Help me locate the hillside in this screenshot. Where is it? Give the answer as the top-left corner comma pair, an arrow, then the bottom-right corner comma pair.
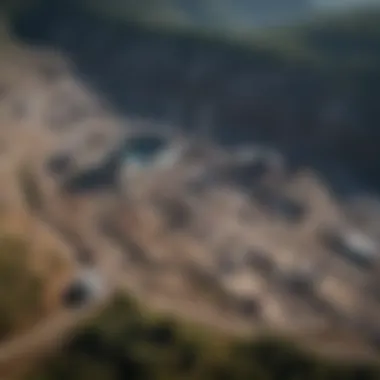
10,1 -> 380,192
1,2 -> 380,379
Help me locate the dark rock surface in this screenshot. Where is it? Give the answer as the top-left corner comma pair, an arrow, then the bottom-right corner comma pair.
61,280 -> 91,308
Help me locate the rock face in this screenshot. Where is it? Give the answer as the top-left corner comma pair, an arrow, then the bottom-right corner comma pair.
10,1 -> 380,193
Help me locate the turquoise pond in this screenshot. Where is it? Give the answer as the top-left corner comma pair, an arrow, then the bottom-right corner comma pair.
122,136 -> 167,166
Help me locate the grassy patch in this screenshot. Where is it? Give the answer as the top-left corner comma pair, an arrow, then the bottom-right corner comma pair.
0,234 -> 45,341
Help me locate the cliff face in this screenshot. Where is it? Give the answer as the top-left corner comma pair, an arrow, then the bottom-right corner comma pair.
10,2 -> 380,193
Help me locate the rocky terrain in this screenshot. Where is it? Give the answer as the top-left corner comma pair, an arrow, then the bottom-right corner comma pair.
2,2 -> 380,376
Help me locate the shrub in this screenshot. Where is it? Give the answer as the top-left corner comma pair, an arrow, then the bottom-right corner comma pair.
25,292 -> 380,380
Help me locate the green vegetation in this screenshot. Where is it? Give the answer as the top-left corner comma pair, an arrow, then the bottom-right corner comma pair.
26,293 -> 380,380
268,8 -> 380,71
0,234 -> 44,340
